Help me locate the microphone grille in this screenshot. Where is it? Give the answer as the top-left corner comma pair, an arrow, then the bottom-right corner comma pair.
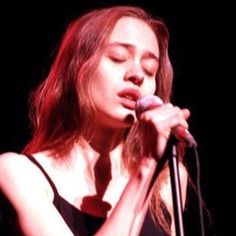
135,95 -> 163,119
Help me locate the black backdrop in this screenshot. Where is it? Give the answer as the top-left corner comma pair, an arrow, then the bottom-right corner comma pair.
1,0 -> 232,235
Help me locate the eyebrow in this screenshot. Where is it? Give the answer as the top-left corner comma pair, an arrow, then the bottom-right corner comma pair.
106,42 -> 160,62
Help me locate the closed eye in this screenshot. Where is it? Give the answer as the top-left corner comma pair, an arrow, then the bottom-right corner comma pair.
106,44 -> 130,63
109,53 -> 128,63
142,60 -> 159,77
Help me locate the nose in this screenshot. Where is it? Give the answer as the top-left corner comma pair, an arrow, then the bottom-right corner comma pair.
124,64 -> 144,86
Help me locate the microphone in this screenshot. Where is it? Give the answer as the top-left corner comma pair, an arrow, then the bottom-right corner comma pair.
135,95 -> 197,147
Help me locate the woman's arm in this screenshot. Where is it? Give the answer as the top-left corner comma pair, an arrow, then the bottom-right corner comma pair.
97,104 -> 190,236
96,156 -> 158,236
0,152 -> 74,236
0,152 -> 159,236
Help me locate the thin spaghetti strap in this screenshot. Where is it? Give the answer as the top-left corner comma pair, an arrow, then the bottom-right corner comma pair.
24,155 -> 60,198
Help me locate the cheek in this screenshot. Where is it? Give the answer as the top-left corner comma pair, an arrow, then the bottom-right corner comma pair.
143,79 -> 156,96
91,61 -> 109,90
90,61 -> 117,101
90,75 -> 106,100
93,58 -> 124,89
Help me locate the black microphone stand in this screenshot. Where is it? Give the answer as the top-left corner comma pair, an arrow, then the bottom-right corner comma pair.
168,137 -> 185,236
147,135 -> 185,236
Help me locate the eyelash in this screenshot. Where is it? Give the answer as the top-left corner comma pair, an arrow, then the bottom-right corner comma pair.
144,69 -> 155,77
143,63 -> 158,77
109,53 -> 128,62
108,54 -> 157,76
110,57 -> 126,63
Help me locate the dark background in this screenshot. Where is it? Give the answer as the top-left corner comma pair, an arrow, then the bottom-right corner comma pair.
0,0 -> 232,235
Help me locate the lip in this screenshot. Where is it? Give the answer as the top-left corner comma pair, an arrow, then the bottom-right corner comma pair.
118,88 -> 141,110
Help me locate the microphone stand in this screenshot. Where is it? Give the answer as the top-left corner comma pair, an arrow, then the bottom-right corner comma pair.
168,137 -> 185,236
146,135 -> 185,236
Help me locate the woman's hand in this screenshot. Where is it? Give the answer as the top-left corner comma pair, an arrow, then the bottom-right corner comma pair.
138,102 -> 190,158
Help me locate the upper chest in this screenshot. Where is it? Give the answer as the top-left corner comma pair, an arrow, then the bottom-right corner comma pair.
33,153 -> 129,217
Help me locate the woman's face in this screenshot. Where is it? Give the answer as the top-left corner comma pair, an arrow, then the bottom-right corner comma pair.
90,16 -> 160,128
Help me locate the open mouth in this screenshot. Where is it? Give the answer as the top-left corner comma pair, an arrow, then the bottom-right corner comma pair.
122,94 -> 137,101
118,89 -> 141,110
120,96 -> 136,110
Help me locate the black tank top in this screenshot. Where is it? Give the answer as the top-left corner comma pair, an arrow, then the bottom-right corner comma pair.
0,155 -> 167,236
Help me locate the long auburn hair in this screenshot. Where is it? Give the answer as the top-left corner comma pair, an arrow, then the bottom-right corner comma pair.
23,6 -> 175,235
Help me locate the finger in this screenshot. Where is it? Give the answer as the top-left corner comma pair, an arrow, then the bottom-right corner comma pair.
182,108 -> 190,120
139,103 -> 173,122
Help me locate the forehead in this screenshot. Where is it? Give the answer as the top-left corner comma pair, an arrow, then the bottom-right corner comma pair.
107,17 -> 159,55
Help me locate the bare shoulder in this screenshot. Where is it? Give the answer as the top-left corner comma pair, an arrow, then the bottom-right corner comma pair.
0,151 -> 27,164
0,152 -> 39,181
0,153 -> 74,235
0,151 -> 53,202
0,152 -> 29,177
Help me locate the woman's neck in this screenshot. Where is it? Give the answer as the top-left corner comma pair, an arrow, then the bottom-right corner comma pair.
84,124 -> 127,152
77,126 -> 128,177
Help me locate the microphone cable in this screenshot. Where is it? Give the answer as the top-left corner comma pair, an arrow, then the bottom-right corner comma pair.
192,145 -> 205,236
